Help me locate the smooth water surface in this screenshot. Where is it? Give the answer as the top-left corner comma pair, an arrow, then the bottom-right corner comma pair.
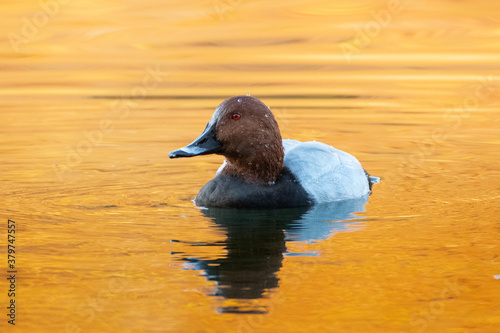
1,0 -> 500,332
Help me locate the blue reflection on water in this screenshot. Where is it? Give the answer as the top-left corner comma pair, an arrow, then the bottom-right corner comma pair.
172,195 -> 370,313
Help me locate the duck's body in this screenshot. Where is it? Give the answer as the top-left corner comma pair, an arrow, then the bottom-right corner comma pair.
196,165 -> 309,209
169,96 -> 375,209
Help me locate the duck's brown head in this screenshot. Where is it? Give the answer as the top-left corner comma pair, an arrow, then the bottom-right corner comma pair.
169,95 -> 284,184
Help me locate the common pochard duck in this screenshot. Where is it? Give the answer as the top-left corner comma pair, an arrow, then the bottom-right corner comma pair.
169,95 -> 375,209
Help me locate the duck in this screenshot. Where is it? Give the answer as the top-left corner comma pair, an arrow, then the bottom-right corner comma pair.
169,95 -> 375,209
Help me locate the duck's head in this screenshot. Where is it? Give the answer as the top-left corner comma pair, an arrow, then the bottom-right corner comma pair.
169,95 -> 284,184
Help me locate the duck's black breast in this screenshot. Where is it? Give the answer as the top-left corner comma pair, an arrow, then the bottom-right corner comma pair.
195,167 -> 312,209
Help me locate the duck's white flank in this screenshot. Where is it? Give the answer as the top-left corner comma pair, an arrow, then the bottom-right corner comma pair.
282,139 -> 370,203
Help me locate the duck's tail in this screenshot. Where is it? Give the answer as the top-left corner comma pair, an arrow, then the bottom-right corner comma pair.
364,170 -> 380,191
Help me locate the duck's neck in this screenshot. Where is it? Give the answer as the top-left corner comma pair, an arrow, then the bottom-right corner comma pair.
222,146 -> 284,185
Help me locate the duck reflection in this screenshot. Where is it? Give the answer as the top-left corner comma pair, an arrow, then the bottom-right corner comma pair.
176,196 -> 368,313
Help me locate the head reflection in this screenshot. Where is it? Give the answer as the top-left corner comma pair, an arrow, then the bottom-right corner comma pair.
177,196 -> 368,313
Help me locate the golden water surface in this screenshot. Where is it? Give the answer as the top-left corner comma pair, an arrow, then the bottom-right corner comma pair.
1,0 -> 500,332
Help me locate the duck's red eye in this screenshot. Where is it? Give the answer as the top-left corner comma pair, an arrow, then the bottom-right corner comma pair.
232,113 -> 241,120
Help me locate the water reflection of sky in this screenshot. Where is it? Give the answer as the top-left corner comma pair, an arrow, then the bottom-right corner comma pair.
172,196 -> 368,313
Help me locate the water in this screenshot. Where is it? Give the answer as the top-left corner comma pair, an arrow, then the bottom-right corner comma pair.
1,0 -> 500,332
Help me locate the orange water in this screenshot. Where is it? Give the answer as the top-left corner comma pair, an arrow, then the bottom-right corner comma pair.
1,0 -> 500,332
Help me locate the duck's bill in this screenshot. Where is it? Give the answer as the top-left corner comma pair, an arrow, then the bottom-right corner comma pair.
169,123 -> 222,158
